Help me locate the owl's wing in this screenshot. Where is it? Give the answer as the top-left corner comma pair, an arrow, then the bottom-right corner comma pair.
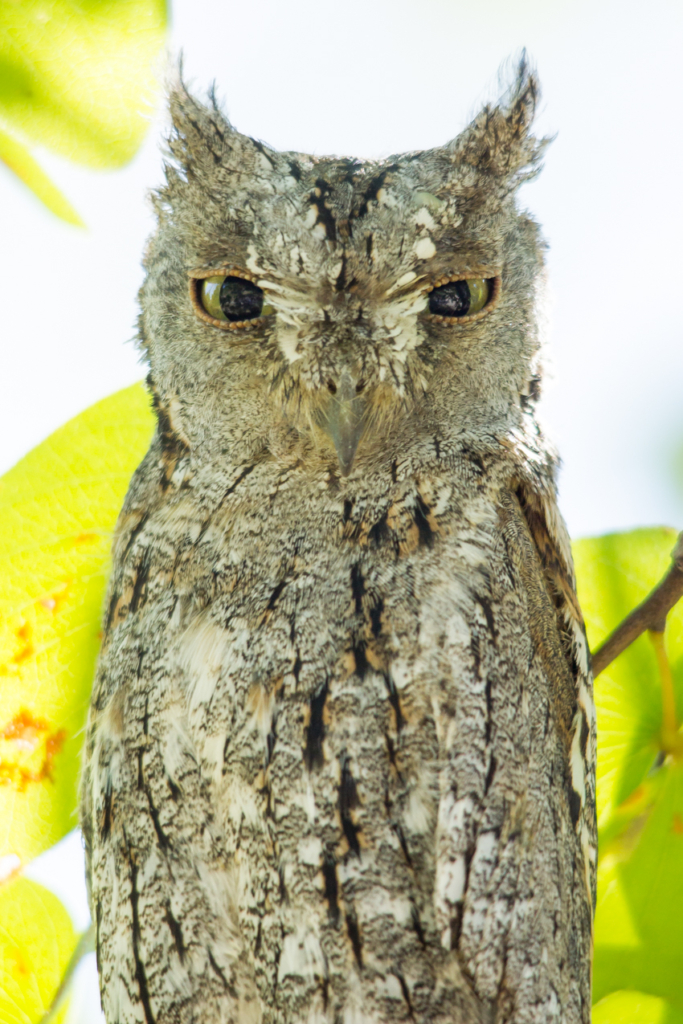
431,476 -> 596,1018
505,479 -> 596,866
81,443 -> 263,1024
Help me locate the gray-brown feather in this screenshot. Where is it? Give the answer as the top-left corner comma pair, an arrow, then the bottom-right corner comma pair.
81,57 -> 596,1024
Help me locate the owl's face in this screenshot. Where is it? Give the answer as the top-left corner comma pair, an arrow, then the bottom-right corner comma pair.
141,63 -> 547,476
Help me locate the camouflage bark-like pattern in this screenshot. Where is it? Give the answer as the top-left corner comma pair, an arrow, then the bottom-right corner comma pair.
81,59 -> 596,1024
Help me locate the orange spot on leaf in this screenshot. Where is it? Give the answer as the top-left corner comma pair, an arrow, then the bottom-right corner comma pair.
1,708 -> 49,743
9,945 -> 31,976
672,814 -> 683,835
11,622 -> 34,664
45,729 -> 67,767
620,785 -> 645,809
74,532 -> 99,545
12,645 -> 34,664
0,710 -> 67,790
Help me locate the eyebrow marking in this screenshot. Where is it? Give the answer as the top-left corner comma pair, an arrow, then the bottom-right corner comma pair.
355,166 -> 398,219
309,179 -> 336,242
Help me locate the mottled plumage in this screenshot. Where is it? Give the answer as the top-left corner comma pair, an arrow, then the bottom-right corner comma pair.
81,59 -> 596,1024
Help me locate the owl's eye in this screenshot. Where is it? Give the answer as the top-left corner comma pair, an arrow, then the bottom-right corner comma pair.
200,275 -> 266,322
427,277 -> 496,320
190,271 -> 276,330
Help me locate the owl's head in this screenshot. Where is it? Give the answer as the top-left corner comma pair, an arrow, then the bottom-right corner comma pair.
141,57 -> 548,477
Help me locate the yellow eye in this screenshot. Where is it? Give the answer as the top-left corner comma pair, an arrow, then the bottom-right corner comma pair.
466,278 -> 490,314
427,277 -> 495,318
200,276 -> 228,320
193,273 -> 276,327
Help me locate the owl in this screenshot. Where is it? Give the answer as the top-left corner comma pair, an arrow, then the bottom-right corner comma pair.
80,57 -> 596,1024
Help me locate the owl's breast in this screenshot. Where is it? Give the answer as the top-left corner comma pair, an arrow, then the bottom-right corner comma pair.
93,453 -> 586,1024
140,461 -> 528,1015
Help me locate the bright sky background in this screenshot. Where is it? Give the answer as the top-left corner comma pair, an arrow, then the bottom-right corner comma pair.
2,0 -> 683,539
4,0 -> 682,1018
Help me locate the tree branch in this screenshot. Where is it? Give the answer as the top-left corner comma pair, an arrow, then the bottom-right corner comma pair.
591,532 -> 683,678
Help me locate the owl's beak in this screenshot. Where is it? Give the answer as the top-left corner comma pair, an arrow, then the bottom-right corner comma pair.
318,372 -> 366,476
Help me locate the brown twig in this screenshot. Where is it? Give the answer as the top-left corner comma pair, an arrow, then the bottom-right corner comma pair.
591,532 -> 683,678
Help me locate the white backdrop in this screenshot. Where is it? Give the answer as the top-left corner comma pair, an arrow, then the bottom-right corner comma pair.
2,0 -> 682,1018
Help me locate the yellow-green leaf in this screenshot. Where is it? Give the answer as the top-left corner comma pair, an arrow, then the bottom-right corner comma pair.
0,127 -> 83,225
593,990 -> 683,1024
593,762 -> 683,1011
0,0 -> 167,168
0,877 -> 76,1024
574,528 -> 683,1010
0,383 -> 155,865
573,528 -> 683,826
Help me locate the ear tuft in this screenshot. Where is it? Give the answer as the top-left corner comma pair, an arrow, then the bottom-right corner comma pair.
161,60 -> 282,193
451,52 -> 550,185
165,62 -> 231,176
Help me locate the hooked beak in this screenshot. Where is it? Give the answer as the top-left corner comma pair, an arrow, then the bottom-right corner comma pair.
318,372 -> 366,476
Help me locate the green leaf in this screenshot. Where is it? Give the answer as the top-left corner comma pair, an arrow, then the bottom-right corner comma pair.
593,762 -> 683,1011
0,0 -> 167,220
0,877 -> 76,1024
574,528 -> 683,1009
0,127 -> 83,225
573,528 -> 683,825
593,990 -> 683,1024
0,0 -> 167,166
0,383 -> 155,865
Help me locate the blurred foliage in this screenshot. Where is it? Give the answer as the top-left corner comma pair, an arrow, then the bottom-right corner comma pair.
574,530 -> 683,828
0,384 -> 155,866
593,990 -> 683,1024
0,876 -> 76,1024
0,0 -> 167,222
574,529 -> 683,1015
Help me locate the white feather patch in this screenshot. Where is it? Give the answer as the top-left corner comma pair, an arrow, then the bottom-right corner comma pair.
298,836 -> 322,867
404,768 -> 436,833
413,237 -> 436,260
278,926 -> 326,982
414,207 -> 436,230
569,710 -> 587,810
177,614 -> 231,712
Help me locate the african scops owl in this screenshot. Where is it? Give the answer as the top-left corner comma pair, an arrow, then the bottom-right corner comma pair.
81,58 -> 597,1024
